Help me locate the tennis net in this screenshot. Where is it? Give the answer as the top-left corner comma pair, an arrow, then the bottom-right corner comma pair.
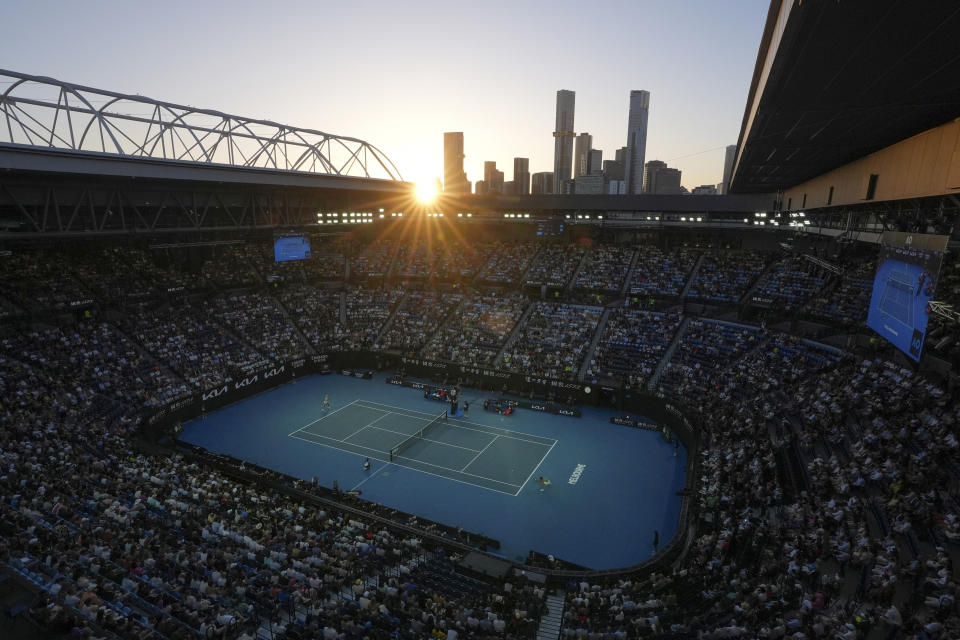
389,411 -> 447,461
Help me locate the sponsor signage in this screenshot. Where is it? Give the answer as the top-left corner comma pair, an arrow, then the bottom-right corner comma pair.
568,464 -> 587,485
610,415 -> 660,431
143,355 -> 331,434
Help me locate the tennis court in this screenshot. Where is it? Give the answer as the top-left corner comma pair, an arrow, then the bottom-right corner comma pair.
879,270 -> 914,326
288,399 -> 555,495
178,373 -> 686,569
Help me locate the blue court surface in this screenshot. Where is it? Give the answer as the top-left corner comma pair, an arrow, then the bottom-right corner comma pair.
180,373 -> 686,570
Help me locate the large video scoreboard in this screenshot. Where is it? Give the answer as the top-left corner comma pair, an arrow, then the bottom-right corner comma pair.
865,232 -> 947,362
274,235 -> 311,262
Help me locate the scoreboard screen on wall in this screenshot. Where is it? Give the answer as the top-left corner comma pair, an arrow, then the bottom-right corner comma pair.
274,236 -> 311,262
865,232 -> 947,362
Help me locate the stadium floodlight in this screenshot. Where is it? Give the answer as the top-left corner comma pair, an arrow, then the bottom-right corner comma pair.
379,208 -> 385,213
467,213 -> 472,217
697,217 -> 702,222
681,217 -> 686,222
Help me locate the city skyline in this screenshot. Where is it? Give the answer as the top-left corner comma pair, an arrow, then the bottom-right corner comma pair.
0,0 -> 769,191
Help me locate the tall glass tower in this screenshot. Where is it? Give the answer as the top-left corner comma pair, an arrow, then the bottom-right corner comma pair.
552,90 -> 576,194
625,90 -> 650,194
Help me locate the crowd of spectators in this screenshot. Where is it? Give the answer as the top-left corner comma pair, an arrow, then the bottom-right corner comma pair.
574,246 -> 635,293
500,302 -> 602,381
584,308 -> 682,388
377,290 -> 463,355
3,236 -> 960,639
204,292 -> 310,364
422,291 -> 529,366
924,252 -> 960,368
0,248 -> 97,310
479,243 -> 538,285
658,319 -> 764,401
565,342 -> 960,638
627,248 -> 697,298
119,302 -> 265,390
753,255 -> 826,311
350,240 -> 396,279
394,242 -> 493,281
275,285 -> 345,353
343,286 -> 405,351
0,368 -> 546,640
197,244 -> 264,290
523,244 -> 586,288
687,251 -> 770,304
1,321 -> 190,409
806,262 -> 873,327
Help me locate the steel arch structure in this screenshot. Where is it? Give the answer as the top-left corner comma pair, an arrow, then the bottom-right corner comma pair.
0,69 -> 403,181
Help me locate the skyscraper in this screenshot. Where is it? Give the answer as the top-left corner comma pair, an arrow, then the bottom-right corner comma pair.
513,157 -> 530,195
531,172 -> 554,195
624,90 -> 650,194
643,160 -> 682,195
588,149 -> 602,175
443,132 -> 468,194
720,144 -> 737,194
553,90 -> 576,194
484,161 -> 504,194
574,133 -> 592,179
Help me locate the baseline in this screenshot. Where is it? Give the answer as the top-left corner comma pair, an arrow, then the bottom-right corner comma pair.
287,399 -> 361,437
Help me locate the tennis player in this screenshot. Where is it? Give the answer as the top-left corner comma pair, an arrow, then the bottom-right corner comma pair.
537,476 -> 551,492
322,394 -> 331,411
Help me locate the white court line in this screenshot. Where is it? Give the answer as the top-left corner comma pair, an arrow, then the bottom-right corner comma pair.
364,425 -> 482,453
460,434 -> 500,472
351,462 -> 391,492
287,399 -> 361,437
517,440 -> 557,495
340,412 -> 391,442
355,399 -> 556,446
288,432 -> 519,496
290,431 -> 522,487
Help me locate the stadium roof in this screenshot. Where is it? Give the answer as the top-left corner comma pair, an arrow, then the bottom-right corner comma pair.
730,0 -> 960,194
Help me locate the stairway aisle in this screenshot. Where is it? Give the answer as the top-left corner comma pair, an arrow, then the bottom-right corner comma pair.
680,251 -> 706,299
578,307 -> 611,382
536,593 -> 566,640
646,315 -> 691,391
493,300 -> 534,366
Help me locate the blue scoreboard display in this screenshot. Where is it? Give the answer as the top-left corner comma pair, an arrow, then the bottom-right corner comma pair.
865,232 -> 946,362
274,236 -> 311,262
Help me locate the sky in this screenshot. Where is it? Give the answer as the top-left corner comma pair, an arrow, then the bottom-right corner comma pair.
0,0 -> 769,190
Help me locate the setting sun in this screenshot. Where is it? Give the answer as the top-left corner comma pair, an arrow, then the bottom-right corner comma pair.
415,180 -> 437,203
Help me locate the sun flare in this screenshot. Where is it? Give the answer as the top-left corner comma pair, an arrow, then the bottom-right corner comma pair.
415,180 -> 437,203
